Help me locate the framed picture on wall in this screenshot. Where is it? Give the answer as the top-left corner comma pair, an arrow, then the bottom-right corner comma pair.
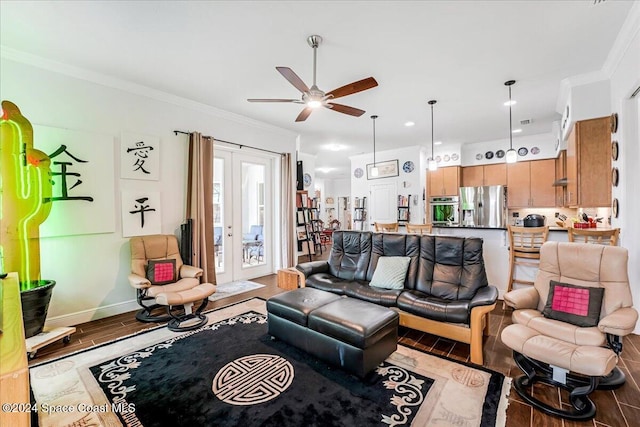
366,160 -> 399,180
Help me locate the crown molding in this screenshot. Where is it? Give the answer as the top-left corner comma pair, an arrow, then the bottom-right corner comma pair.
602,0 -> 640,78
0,46 -> 297,138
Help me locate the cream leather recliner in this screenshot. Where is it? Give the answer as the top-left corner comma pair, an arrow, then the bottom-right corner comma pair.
501,241 -> 637,421
129,234 -> 215,331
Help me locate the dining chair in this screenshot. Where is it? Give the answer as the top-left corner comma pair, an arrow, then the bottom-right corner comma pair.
405,223 -> 433,235
374,222 -> 399,232
568,227 -> 620,246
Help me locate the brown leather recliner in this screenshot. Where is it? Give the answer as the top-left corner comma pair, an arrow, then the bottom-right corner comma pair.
501,241 -> 638,420
129,234 -> 215,331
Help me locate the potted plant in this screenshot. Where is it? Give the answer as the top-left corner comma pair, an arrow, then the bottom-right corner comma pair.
0,100 -> 56,338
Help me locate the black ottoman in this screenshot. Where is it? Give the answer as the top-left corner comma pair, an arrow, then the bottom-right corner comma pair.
267,288 -> 399,378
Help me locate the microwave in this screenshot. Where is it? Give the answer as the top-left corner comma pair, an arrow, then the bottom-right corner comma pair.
429,196 -> 459,226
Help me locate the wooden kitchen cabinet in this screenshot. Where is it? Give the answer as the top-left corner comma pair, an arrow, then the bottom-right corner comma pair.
566,117 -> 611,207
461,164 -> 506,187
555,150 -> 566,207
428,166 -> 460,196
507,159 -> 556,208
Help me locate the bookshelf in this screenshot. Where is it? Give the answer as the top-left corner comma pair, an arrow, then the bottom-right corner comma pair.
397,194 -> 411,224
296,191 -> 314,261
353,196 -> 367,231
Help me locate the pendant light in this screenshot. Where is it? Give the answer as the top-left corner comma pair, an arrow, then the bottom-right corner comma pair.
428,100 -> 438,171
370,115 -> 379,177
504,80 -> 518,164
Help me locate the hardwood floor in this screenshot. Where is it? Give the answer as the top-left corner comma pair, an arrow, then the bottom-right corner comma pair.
31,264 -> 640,427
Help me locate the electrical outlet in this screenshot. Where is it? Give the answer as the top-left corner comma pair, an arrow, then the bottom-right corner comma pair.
555,212 -> 560,218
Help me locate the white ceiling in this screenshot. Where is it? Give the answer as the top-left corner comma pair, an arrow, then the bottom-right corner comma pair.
0,1 -> 633,178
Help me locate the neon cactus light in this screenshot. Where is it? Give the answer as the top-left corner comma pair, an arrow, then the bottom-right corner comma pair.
0,100 -> 53,290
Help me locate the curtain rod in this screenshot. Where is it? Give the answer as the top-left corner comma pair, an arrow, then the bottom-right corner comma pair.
173,130 -> 284,156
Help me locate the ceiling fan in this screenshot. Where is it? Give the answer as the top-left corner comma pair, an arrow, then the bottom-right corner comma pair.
248,35 -> 378,122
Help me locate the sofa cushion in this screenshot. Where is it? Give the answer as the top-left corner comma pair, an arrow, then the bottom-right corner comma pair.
328,231 -> 372,281
370,256 -> 411,289
512,309 -> 606,346
343,283 -> 403,307
305,273 -> 353,295
542,281 -> 604,327
367,233 -> 420,287
397,290 -> 471,324
414,235 -> 488,301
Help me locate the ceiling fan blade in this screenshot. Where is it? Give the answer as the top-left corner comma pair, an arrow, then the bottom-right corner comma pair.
295,107 -> 313,122
326,77 -> 378,100
276,67 -> 310,93
325,103 -> 366,117
247,98 -> 300,103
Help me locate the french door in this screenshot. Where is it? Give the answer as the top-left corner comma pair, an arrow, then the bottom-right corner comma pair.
214,149 -> 273,283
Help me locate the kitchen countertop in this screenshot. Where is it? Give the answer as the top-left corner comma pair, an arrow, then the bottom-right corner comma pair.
432,225 -> 569,232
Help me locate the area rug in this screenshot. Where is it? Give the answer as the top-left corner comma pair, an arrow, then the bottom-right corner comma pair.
207,280 -> 265,301
29,299 -> 510,427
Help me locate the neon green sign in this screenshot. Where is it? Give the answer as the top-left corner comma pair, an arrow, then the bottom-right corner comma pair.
0,101 -> 53,290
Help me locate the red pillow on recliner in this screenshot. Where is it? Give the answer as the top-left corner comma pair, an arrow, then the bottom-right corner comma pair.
146,259 -> 176,285
542,281 -> 604,327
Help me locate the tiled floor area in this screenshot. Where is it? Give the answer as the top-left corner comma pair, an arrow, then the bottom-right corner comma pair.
31,263 -> 640,427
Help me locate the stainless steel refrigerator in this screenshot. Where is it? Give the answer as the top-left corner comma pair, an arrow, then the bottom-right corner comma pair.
459,185 -> 507,228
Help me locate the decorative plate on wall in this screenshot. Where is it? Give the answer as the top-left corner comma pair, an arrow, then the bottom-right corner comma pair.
435,155 -> 442,163
530,146 -> 540,155
611,113 -> 618,133
518,147 -> 528,157
485,151 -> 494,159
303,173 -> 312,187
612,141 -> 619,161
443,154 -> 451,162
612,167 -> 619,187
495,150 -> 505,159
402,161 -> 415,173
451,153 -> 459,161
613,198 -> 619,218
354,167 -> 363,178
476,153 -> 483,160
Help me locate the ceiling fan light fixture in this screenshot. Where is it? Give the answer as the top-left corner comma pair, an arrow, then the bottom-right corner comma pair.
307,100 -> 322,108
428,100 -> 438,172
504,80 -> 518,164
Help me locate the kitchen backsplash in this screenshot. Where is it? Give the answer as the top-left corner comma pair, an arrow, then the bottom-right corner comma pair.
508,207 -> 612,228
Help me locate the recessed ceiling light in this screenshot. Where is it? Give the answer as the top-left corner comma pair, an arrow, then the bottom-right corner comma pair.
317,167 -> 333,173
512,129 -> 522,133
327,144 -> 345,151
504,100 -> 517,106
404,121 -> 415,127
434,141 -> 443,145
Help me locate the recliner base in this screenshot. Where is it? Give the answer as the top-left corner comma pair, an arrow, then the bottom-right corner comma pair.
512,351 -> 625,421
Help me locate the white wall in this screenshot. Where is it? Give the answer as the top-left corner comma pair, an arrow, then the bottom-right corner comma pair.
350,146 -> 427,229
608,15 -> 640,333
0,57 -> 297,327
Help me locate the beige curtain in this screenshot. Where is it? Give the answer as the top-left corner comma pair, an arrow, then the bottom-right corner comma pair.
280,153 -> 296,267
186,132 -> 216,284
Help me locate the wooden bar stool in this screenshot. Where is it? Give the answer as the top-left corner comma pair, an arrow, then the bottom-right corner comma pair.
374,222 -> 399,232
505,225 -> 549,307
568,227 -> 620,246
405,223 -> 433,234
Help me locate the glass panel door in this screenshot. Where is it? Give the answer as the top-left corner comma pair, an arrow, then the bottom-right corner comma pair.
214,149 -> 272,284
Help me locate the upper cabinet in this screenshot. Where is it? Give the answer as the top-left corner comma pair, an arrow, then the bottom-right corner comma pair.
506,159 -> 556,208
555,150 -> 567,207
566,117 -> 611,207
461,164 -> 507,187
428,166 -> 460,197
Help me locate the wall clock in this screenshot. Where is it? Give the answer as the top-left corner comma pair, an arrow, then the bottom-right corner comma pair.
303,173 -> 312,187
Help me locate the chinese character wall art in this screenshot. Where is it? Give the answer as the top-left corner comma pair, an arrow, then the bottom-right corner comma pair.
34,125 -> 116,237
0,100 -> 57,337
121,131 -> 160,181
121,191 -> 162,237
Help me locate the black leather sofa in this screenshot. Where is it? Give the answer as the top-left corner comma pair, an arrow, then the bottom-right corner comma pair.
296,230 -> 498,365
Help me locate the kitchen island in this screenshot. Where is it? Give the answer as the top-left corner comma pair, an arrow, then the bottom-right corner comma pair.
431,225 -> 568,298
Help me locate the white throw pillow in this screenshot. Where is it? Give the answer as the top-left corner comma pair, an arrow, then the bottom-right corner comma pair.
370,256 -> 411,290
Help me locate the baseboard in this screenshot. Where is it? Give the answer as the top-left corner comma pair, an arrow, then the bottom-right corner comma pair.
44,300 -> 139,328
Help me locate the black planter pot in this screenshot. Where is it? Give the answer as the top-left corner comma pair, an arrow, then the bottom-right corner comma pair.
20,280 -> 56,339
